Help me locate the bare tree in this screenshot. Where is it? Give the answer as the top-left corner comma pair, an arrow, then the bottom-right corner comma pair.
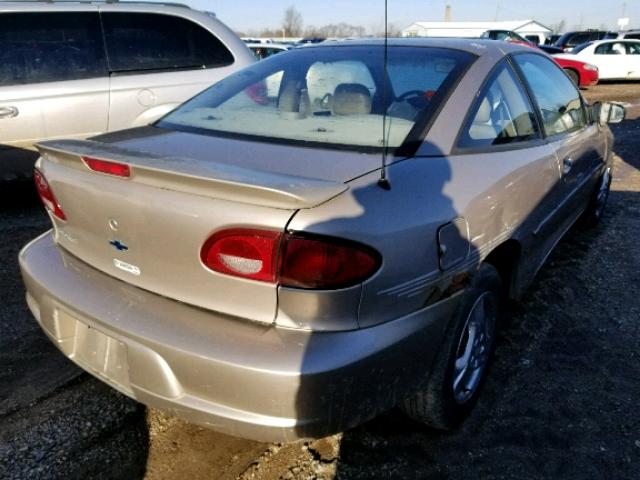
372,21 -> 402,37
282,6 -> 303,37
305,22 -> 366,38
551,19 -> 567,34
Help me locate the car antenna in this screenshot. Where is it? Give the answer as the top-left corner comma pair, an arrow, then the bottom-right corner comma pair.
377,0 -> 392,191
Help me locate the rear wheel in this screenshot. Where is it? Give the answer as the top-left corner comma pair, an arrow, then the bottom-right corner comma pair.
581,167 -> 612,228
401,264 -> 501,429
565,68 -> 580,86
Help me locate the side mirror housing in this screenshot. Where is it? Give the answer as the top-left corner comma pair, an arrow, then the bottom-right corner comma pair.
592,101 -> 626,125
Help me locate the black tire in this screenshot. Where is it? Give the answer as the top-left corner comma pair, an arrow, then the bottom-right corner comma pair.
401,264 -> 502,430
580,167 -> 612,228
565,68 -> 580,86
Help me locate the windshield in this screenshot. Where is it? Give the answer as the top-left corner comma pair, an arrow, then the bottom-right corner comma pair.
157,45 -> 474,152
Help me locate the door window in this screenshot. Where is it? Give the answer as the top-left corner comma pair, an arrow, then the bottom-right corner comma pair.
101,13 -> 234,73
595,42 -> 627,55
513,53 -> 588,137
0,12 -> 106,86
458,63 -> 540,148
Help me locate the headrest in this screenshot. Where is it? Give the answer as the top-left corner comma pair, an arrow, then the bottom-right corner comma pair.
278,80 -> 301,112
475,97 -> 492,123
331,83 -> 372,116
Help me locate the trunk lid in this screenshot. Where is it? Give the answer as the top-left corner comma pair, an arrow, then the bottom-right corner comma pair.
35,131 -> 377,323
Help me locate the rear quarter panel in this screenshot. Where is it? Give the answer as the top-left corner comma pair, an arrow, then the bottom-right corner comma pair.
286,143 -> 560,328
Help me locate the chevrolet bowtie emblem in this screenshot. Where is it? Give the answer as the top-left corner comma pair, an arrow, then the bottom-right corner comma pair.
109,239 -> 129,252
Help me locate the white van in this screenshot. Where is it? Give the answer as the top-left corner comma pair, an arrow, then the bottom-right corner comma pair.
0,1 -> 254,179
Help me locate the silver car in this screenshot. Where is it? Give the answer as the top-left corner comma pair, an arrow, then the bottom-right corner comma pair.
20,39 -> 623,442
0,1 -> 254,177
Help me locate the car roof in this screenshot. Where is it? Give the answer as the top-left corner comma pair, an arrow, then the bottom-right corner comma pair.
589,38 -> 640,45
562,30 -> 609,34
0,1 -> 194,12
304,37 -> 526,57
246,43 -> 290,49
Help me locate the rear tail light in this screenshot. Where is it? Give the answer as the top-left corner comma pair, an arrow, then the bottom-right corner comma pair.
200,229 -> 381,289
279,235 -> 380,289
82,157 -> 131,177
200,229 -> 281,283
34,168 -> 66,221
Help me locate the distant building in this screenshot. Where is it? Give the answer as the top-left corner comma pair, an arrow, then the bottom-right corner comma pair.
401,20 -> 552,44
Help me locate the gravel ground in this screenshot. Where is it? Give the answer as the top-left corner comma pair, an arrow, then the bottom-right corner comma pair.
1,84 -> 639,479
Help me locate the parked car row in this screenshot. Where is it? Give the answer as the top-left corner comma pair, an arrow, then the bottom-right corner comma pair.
480,29 -> 600,86
554,30 -> 617,52
246,42 -> 293,60
555,39 -> 640,81
481,28 -> 640,86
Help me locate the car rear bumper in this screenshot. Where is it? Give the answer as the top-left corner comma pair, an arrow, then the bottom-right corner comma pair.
20,231 -> 459,442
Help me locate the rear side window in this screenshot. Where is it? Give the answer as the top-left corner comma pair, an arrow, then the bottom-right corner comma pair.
0,12 -> 106,86
458,62 -> 540,149
101,13 -> 234,73
627,43 -> 640,54
625,34 -> 640,40
513,53 -> 588,137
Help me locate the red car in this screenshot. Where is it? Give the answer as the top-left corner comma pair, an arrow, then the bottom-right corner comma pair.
552,57 -> 599,87
481,31 -> 599,87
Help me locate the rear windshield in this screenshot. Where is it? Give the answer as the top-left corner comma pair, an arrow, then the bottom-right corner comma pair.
157,45 -> 474,152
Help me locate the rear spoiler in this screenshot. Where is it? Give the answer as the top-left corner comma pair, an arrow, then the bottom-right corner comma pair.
35,139 -> 348,210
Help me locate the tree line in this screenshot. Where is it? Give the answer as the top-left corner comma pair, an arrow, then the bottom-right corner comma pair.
235,5 -> 401,39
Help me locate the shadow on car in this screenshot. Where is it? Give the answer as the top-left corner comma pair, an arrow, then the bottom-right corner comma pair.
288,138 -> 491,441
327,126 -> 639,478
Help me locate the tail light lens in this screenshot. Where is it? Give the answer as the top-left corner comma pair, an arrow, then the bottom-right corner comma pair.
200,229 -> 281,283
200,229 -> 380,289
279,235 -> 380,289
34,168 -> 66,221
82,157 -> 131,178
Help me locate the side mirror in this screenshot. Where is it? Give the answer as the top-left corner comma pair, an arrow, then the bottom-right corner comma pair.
607,103 -> 626,124
592,101 -> 626,125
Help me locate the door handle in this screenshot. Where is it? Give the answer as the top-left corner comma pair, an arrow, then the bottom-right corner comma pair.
562,157 -> 574,175
0,106 -> 19,119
